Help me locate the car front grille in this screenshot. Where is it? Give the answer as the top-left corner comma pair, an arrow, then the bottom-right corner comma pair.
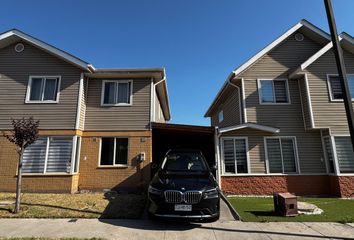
164,190 -> 202,204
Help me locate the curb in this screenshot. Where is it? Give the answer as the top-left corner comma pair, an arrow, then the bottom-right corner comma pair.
220,192 -> 242,221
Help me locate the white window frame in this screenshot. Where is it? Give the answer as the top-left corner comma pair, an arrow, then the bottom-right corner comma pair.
101,80 -> 133,106
220,137 -> 250,175
218,110 -> 224,123
326,74 -> 354,102
98,137 -> 129,167
257,78 -> 291,105
328,134 -> 354,176
23,135 -> 78,175
25,76 -> 61,103
264,136 -> 300,174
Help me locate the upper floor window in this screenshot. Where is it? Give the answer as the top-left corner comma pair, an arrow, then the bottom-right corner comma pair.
101,80 -> 132,106
258,79 -> 289,104
327,74 -> 354,101
218,110 -> 224,123
26,76 -> 60,103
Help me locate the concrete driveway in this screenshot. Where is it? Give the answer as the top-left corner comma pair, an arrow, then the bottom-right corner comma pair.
1,199 -> 354,240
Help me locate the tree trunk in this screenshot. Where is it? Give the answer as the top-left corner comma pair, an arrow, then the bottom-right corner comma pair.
14,146 -> 24,213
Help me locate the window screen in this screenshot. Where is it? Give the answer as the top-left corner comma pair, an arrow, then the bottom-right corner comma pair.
103,81 -> 131,105
222,138 -> 248,174
260,79 -> 289,103
266,137 -> 297,173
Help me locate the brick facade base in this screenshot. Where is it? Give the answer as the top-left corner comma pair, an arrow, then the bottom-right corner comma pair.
221,175 -> 354,197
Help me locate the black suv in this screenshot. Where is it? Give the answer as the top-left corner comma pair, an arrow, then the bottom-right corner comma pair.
147,149 -> 220,221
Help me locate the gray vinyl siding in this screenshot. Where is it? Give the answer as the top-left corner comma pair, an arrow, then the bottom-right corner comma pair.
211,85 -> 242,128
298,77 -> 312,129
235,31 -> 326,174
84,78 -> 151,130
0,42 -> 81,130
305,50 -> 354,134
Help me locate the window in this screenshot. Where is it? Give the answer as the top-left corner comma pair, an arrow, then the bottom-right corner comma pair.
22,136 -> 78,174
328,75 -> 354,101
265,137 -> 298,174
101,80 -> 132,106
26,76 -> 60,103
100,137 -> 129,166
222,138 -> 248,174
334,137 -> 354,173
258,79 -> 289,104
218,110 -> 224,123
323,137 -> 335,174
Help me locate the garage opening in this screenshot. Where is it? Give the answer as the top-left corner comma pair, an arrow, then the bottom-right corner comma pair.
151,123 -> 216,177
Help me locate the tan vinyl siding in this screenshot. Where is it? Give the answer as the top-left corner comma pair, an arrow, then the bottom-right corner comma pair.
0,42 -> 81,130
234,32 -> 326,174
298,77 -> 312,129
211,85 -> 242,128
154,92 -> 165,123
84,78 -> 151,130
305,50 -> 354,134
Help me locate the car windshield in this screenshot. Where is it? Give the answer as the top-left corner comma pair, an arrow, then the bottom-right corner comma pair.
161,152 -> 208,172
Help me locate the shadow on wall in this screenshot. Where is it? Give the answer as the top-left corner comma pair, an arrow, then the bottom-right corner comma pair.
97,159 -> 151,219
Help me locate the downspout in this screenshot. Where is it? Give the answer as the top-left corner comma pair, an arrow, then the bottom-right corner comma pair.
227,77 -> 243,124
214,126 -> 222,188
214,75 -> 243,190
149,74 -> 166,129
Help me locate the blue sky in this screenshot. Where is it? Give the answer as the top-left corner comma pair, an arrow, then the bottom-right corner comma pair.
1,0 -> 353,126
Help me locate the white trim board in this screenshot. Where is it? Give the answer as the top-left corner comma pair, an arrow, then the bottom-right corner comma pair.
290,33 -> 354,78
219,123 -> 280,134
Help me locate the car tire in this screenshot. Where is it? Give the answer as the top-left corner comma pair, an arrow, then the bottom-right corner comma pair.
147,211 -> 157,220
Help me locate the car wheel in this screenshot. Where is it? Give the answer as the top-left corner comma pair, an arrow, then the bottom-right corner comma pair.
147,211 -> 157,220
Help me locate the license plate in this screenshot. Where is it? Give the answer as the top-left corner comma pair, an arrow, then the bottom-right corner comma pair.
174,204 -> 192,211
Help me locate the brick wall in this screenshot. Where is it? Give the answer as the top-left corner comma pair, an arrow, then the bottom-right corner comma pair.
78,132 -> 152,192
330,176 -> 354,198
221,175 -> 332,196
0,136 -> 78,193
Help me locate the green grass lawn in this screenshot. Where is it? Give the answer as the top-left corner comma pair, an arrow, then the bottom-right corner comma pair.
0,192 -> 146,219
227,196 -> 354,223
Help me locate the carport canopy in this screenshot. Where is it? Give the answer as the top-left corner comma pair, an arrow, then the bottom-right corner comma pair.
151,123 -> 216,173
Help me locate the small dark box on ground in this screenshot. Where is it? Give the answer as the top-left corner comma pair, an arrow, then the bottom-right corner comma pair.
273,192 -> 298,216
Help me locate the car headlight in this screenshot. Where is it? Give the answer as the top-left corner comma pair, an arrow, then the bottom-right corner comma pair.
203,187 -> 219,199
148,185 -> 162,195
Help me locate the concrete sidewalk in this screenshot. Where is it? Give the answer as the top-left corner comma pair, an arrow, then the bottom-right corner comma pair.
1,218 -> 354,240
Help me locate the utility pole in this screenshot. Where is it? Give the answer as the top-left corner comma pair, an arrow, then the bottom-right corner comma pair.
324,0 -> 354,155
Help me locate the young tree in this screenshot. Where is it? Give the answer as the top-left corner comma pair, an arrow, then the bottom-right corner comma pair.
3,117 -> 39,213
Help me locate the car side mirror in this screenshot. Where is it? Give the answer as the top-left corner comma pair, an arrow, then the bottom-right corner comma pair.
151,163 -> 158,170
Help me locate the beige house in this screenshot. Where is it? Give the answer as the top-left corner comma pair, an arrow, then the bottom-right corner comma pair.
205,20 -> 354,198
0,29 -> 170,193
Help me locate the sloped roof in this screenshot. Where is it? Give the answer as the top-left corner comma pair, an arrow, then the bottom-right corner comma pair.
0,29 -> 93,71
205,19 -> 331,117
